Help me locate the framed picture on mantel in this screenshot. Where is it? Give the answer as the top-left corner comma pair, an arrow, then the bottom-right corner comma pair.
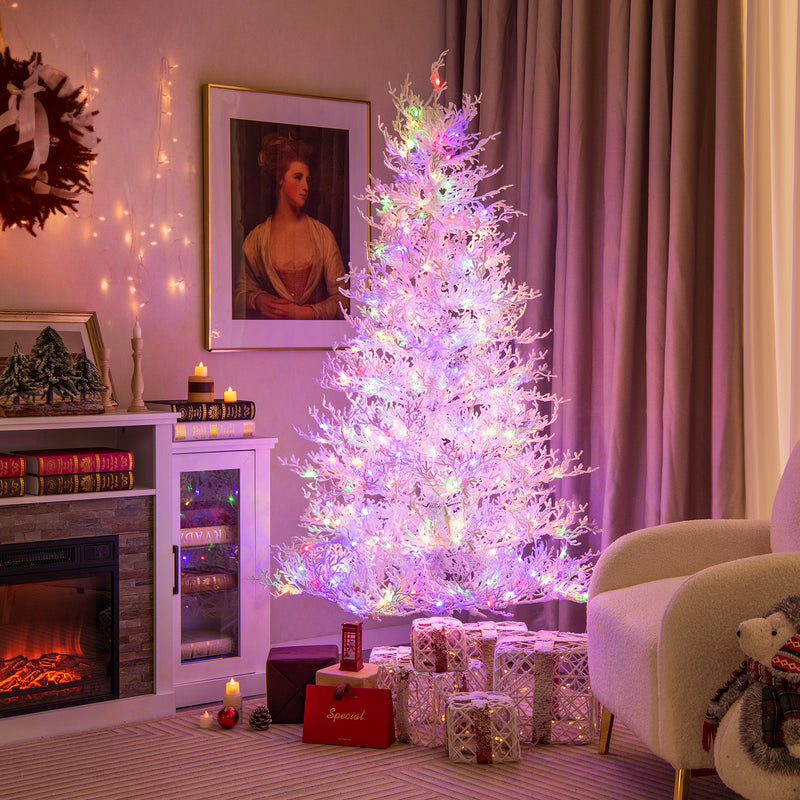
203,83 -> 369,351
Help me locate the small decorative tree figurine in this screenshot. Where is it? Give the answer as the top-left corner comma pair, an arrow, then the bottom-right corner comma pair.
269,55 -> 596,617
0,342 -> 34,404
27,326 -> 78,404
72,350 -> 108,401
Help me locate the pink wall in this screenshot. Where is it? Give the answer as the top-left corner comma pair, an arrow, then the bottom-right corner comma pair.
1,0 -> 446,645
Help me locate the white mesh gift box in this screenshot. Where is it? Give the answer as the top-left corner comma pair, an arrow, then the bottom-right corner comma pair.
463,620 -> 528,690
493,630 -> 595,745
411,616 -> 468,673
445,691 -> 521,764
370,647 -> 486,748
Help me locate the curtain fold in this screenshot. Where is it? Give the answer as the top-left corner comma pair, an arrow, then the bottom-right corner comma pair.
445,0 -> 745,627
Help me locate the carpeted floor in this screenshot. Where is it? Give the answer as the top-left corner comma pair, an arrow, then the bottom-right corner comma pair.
0,698 -> 743,800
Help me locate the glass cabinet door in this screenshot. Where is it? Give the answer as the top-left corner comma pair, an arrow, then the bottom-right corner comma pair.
177,464 -> 243,664
171,440 -> 273,706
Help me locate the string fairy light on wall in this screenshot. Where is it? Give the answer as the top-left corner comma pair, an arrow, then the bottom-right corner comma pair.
92,56 -> 191,311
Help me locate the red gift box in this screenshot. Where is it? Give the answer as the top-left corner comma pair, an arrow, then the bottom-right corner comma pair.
302,684 -> 395,749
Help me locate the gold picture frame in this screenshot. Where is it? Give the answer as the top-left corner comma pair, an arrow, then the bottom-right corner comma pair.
203,83 -> 369,350
0,311 -> 116,404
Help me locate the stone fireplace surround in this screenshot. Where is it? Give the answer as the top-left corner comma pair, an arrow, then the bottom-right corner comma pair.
0,495 -> 161,742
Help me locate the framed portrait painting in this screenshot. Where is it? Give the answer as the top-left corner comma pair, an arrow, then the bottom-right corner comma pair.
203,84 -> 369,350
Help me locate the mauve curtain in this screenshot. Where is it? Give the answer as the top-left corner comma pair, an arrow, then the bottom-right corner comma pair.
445,0 -> 745,628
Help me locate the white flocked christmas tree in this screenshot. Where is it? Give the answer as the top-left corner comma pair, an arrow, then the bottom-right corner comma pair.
269,55 -> 596,617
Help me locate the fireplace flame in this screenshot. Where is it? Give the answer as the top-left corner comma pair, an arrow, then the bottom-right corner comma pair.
0,653 -> 93,693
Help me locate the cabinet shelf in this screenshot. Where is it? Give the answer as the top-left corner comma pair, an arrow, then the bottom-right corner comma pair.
0,411 -> 179,507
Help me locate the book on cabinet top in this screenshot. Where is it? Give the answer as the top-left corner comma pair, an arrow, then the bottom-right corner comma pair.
14,447 -> 134,475
173,419 -> 255,441
145,399 -> 256,422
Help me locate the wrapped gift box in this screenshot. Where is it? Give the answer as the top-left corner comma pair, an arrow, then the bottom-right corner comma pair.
493,630 -> 595,745
411,616 -> 468,673
315,662 -> 380,688
445,691 -> 521,763
267,644 -> 339,723
370,645 -> 486,748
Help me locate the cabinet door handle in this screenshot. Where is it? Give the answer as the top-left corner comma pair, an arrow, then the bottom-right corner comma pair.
172,545 -> 179,595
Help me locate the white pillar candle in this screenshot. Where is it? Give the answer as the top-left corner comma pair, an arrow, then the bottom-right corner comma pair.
194,362 -> 208,377
224,677 -> 242,710
223,387 -> 237,402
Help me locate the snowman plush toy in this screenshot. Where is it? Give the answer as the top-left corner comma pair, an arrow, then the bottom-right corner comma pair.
703,595 -> 800,800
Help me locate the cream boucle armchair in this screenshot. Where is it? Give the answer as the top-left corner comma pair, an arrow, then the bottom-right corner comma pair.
587,442 -> 800,800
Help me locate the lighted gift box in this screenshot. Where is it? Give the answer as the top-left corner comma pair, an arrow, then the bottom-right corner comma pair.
445,691 -> 521,764
463,620 -> 529,690
370,645 -> 486,748
492,630 -> 595,745
410,616 -> 468,673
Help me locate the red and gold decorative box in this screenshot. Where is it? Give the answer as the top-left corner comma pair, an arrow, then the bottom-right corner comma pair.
302,684 -> 395,748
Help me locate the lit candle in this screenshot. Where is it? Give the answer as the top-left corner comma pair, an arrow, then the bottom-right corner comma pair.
199,710 -> 214,729
224,677 -> 242,710
194,362 -> 208,377
132,318 -> 142,339
223,387 -> 237,403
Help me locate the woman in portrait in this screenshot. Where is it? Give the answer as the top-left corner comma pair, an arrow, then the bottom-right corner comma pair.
234,132 -> 349,320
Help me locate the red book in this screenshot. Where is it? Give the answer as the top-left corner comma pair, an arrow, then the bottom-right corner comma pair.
0,453 -> 25,478
14,447 -> 134,475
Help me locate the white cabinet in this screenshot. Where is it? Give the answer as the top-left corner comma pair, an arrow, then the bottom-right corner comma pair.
170,437 -> 276,707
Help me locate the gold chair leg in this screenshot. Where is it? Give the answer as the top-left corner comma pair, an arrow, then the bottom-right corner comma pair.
598,706 -> 614,754
673,768 -> 691,800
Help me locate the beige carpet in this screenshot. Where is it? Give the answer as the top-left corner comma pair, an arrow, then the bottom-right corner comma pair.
0,698 -> 743,800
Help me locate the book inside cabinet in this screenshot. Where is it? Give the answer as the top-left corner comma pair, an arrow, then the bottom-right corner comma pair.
171,438 -> 275,707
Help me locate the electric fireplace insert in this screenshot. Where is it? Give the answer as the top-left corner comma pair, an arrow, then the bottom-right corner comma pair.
0,536 -> 119,718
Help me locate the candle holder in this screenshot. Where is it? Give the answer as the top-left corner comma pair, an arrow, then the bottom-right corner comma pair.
127,336 -> 147,412
100,347 -> 116,410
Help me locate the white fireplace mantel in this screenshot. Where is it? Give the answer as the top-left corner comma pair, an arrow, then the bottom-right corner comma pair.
0,411 -> 178,744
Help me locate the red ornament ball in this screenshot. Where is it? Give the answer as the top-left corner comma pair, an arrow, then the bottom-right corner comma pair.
217,706 -> 240,729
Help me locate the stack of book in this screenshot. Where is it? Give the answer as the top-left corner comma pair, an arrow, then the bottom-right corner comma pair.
14,447 -> 135,495
0,453 -> 26,498
145,398 -> 257,442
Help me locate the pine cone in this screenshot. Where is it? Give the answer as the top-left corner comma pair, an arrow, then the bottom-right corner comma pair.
248,705 -> 272,730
